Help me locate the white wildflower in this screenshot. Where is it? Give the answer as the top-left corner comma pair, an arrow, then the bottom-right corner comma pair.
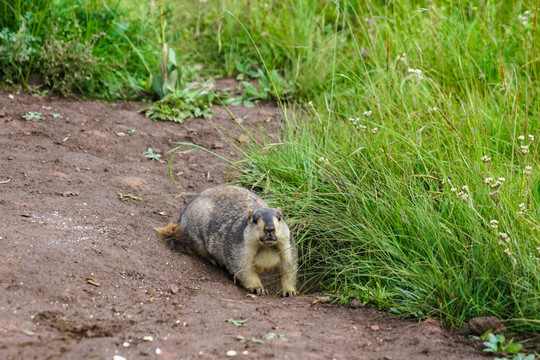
523,165 -> 533,176
490,219 -> 499,229
481,155 -> 492,163
395,53 -> 407,63
462,185 -> 469,192
371,127 -> 378,134
358,124 -> 367,131
349,117 -> 360,125
518,135 -> 525,141
489,190 -> 500,198
363,110 -> 373,117
490,182 -> 501,190
407,68 -> 425,79
484,177 -> 493,184
498,232 -> 510,243
520,145 -> 529,154
528,134 -> 534,142
451,187 -> 457,193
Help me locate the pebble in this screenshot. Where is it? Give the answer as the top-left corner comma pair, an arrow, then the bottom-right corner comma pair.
143,335 -> 154,342
226,350 -> 237,357
113,356 -> 127,360
170,284 -> 179,294
316,296 -> 332,304
156,348 -> 162,355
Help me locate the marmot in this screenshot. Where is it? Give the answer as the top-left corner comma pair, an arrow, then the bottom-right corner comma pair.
156,185 -> 298,296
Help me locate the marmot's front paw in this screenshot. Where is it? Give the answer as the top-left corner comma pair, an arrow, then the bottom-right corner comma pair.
248,286 -> 268,295
281,289 -> 297,297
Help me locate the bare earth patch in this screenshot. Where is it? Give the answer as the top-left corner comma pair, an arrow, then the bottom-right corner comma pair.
0,91 -> 484,359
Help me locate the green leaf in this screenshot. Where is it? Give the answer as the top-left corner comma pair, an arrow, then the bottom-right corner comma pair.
504,343 -> 522,354
262,332 -> 290,341
225,319 -> 248,327
487,333 -> 498,344
236,335 -> 263,344
479,329 -> 493,341
243,100 -> 255,108
168,48 -> 177,67
22,112 -> 42,120
143,148 -> 161,160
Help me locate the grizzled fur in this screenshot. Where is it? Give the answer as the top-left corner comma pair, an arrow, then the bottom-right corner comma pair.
155,185 -> 298,296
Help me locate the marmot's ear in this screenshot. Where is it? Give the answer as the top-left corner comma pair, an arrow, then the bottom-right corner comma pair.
247,209 -> 253,221
276,207 -> 282,215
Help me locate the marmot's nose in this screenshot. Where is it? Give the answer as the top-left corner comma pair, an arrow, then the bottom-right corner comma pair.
264,226 -> 275,234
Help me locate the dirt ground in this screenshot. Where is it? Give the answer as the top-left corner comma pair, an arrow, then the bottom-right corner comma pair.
0,88 -> 488,359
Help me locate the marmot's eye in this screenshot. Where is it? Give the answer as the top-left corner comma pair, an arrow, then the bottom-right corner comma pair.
252,218 -> 258,224
277,216 -> 282,222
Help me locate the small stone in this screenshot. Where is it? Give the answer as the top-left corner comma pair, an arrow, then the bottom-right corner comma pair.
468,316 -> 503,335
113,356 -> 127,360
170,284 -> 179,294
116,132 -> 126,137
370,324 -> 380,331
316,296 -> 331,304
156,348 -> 162,355
143,335 -> 154,342
50,171 -> 68,178
117,176 -> 147,191
226,350 -> 237,357
348,299 -> 363,308
122,342 -> 130,347
237,134 -> 251,143
0,109 -> 6,117
212,141 -> 224,149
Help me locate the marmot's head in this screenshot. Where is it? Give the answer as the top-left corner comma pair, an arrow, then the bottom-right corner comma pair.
247,208 -> 286,245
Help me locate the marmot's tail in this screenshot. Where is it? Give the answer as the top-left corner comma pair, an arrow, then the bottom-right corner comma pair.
155,222 -> 192,254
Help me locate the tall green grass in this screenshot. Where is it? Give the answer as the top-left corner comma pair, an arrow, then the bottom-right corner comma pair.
204,0 -> 540,333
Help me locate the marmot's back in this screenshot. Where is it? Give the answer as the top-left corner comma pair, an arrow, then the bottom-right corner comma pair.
179,185 -> 268,267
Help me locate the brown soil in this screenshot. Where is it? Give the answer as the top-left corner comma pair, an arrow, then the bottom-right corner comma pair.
0,88 -> 486,359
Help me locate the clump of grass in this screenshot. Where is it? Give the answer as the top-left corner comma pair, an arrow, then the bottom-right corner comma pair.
228,0 -> 539,335
38,28 -> 103,96
0,0 -> 163,99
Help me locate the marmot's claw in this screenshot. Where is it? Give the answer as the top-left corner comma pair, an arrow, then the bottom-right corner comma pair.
281,290 -> 297,297
249,287 -> 268,295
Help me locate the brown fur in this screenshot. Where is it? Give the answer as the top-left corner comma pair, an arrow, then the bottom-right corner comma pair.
155,185 -> 298,296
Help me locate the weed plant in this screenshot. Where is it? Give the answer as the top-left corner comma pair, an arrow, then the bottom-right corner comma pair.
0,0 -> 164,98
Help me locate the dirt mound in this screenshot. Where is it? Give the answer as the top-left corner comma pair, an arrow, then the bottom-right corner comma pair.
0,90 -> 483,359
